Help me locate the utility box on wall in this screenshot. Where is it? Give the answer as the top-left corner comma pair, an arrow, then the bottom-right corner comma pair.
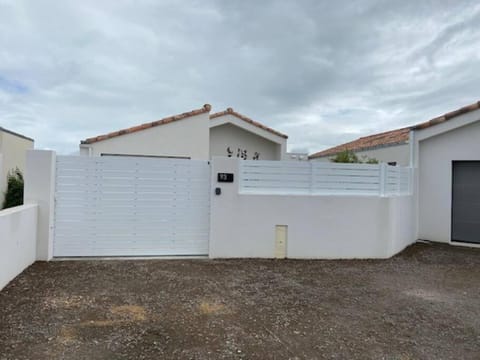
275,225 -> 288,259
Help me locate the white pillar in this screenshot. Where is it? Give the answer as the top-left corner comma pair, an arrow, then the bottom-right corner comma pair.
209,157 -> 240,258
24,150 -> 56,261
0,154 -> 4,206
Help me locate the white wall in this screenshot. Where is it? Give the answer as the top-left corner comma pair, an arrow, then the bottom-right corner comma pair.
80,112 -> 210,160
0,154 -> 2,205
210,123 -> 281,160
24,150 -> 56,260
210,113 -> 287,160
388,195 -> 416,255
210,157 -> 415,259
312,143 -> 410,166
418,119 -> 480,243
0,204 -> 38,290
0,130 -> 34,205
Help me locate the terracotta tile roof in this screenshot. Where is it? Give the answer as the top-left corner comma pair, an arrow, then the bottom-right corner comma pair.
309,100 -> 480,159
309,127 -> 410,159
210,108 -> 288,139
80,104 -> 212,144
411,100 -> 480,130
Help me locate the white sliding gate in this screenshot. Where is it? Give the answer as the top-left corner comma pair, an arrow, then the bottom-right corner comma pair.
54,156 -> 210,257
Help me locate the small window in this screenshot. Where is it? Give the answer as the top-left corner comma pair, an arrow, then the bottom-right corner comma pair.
388,162 -> 397,166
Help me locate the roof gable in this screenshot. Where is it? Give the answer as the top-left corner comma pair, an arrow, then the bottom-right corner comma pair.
309,100 -> 480,159
81,104 -> 211,145
0,126 -> 34,142
412,101 -> 480,130
309,127 -> 410,159
210,108 -> 288,139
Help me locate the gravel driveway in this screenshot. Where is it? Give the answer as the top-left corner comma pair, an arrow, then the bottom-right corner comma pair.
0,242 -> 479,359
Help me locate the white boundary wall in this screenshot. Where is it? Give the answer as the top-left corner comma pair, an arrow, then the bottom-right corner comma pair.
210,158 -> 416,259
18,151 -> 417,262
0,204 -> 38,290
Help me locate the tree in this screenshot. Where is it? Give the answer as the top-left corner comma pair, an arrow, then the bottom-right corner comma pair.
330,150 -> 378,164
2,168 -> 24,209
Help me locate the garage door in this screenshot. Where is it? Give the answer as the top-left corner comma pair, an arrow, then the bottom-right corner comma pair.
53,156 -> 210,257
452,161 -> 480,244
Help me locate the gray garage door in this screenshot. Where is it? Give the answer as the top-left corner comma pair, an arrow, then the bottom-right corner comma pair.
452,161 -> 480,244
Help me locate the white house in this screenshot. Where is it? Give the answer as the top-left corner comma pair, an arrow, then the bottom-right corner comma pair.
309,127 -> 410,165
412,101 -> 480,246
310,100 -> 480,245
79,105 -> 289,161
3,99 -> 478,270
0,127 -> 34,205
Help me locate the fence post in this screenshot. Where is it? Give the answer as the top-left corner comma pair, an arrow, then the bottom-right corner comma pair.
309,161 -> 314,195
408,167 -> 413,195
379,163 -> 387,197
397,166 -> 401,196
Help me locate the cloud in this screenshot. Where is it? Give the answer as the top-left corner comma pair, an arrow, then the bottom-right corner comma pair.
0,0 -> 479,154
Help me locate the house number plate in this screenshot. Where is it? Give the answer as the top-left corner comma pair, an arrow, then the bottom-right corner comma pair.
217,173 -> 234,182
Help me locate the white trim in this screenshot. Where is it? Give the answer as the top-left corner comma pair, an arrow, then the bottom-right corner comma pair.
209,114 -> 286,145
415,108 -> 480,141
449,241 -> 480,249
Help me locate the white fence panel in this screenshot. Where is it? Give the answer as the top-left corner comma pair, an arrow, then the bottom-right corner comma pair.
239,161 -> 311,194
54,156 -> 210,257
312,163 -> 381,195
239,160 -> 412,196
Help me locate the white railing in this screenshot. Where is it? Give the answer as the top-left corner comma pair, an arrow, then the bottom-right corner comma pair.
239,160 -> 412,196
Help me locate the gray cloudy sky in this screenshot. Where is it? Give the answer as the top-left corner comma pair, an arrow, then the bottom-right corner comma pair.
0,0 -> 479,154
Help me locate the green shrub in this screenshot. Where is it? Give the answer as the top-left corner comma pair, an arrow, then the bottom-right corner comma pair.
331,150 -> 360,163
361,156 -> 379,164
330,150 -> 378,164
2,168 -> 24,209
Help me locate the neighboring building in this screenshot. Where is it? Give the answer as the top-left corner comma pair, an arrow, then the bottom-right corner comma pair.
285,152 -> 309,161
0,127 -> 34,204
413,101 -> 480,245
309,127 -> 410,165
80,105 -> 289,161
310,100 -> 480,245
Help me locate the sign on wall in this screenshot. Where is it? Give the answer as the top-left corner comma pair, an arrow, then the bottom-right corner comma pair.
226,147 -> 260,160
217,173 -> 234,182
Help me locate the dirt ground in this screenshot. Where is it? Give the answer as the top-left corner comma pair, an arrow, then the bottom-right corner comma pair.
0,242 -> 479,360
